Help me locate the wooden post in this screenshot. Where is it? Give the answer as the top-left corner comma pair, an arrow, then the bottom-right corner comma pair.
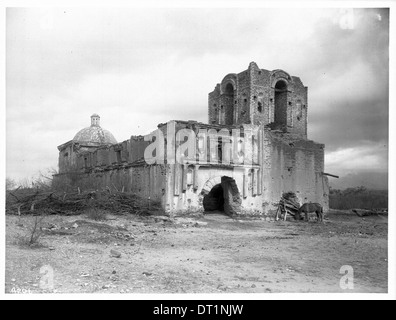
283,204 -> 288,221
275,205 -> 280,221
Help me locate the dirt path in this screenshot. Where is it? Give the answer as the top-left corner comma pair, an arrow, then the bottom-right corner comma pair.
5,211 -> 388,294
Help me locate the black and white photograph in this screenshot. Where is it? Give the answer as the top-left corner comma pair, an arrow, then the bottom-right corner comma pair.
2,1 -> 395,302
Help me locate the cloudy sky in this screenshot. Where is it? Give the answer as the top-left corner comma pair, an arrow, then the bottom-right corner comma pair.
6,6 -> 389,189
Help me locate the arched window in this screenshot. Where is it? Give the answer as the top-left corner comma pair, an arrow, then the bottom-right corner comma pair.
248,169 -> 254,195
219,106 -> 225,124
223,83 -> 234,125
198,136 -> 205,152
237,139 -> 244,157
258,101 -> 263,113
296,100 -> 302,121
186,168 -> 194,186
274,80 -> 288,126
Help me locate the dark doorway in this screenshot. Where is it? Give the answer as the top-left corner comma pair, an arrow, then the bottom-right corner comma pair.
203,177 -> 242,216
274,80 -> 288,126
203,184 -> 224,212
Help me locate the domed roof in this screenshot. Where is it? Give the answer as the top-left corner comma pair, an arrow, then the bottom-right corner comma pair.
73,114 -> 117,146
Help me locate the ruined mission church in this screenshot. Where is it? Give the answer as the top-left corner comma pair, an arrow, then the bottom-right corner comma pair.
56,62 -> 329,216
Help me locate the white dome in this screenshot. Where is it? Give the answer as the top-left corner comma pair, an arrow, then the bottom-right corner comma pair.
73,114 -> 117,145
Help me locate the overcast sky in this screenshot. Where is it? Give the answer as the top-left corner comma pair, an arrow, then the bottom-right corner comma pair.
6,7 -> 389,189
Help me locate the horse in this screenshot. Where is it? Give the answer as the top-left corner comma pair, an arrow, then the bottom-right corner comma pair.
296,203 -> 324,223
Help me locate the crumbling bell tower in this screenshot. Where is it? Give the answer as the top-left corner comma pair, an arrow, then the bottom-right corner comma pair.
207,61 -> 329,214
208,62 -> 308,139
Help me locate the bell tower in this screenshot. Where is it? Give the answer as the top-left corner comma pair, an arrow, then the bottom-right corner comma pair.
208,62 -> 308,139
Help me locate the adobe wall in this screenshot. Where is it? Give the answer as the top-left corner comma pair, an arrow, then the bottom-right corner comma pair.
75,164 -> 168,204
58,142 -> 97,174
261,131 -> 329,215
58,144 -> 76,173
164,164 -> 263,216
66,134 -> 151,173
249,67 -> 272,126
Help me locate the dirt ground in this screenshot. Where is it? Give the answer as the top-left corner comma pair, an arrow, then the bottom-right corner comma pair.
5,210 -> 388,294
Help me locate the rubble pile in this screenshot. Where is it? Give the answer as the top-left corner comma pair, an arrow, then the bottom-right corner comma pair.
275,192 -> 301,220
6,188 -> 163,216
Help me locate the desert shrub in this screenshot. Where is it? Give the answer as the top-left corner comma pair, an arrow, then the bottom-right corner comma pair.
329,187 -> 388,210
16,215 -> 46,247
6,178 -> 16,191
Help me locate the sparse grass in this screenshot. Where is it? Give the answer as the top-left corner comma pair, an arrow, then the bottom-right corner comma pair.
15,215 -> 46,248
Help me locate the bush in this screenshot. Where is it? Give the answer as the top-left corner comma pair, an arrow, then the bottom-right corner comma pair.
329,187 -> 388,210
6,178 -> 16,191
16,215 -> 46,247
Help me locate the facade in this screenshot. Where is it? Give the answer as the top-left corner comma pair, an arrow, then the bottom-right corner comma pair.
55,62 -> 329,217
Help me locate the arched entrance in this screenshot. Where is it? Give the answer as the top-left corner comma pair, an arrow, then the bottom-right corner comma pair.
200,176 -> 242,216
203,183 -> 224,212
274,80 -> 288,126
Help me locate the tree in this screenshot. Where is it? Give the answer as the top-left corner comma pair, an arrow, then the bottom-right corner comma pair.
6,178 -> 16,191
